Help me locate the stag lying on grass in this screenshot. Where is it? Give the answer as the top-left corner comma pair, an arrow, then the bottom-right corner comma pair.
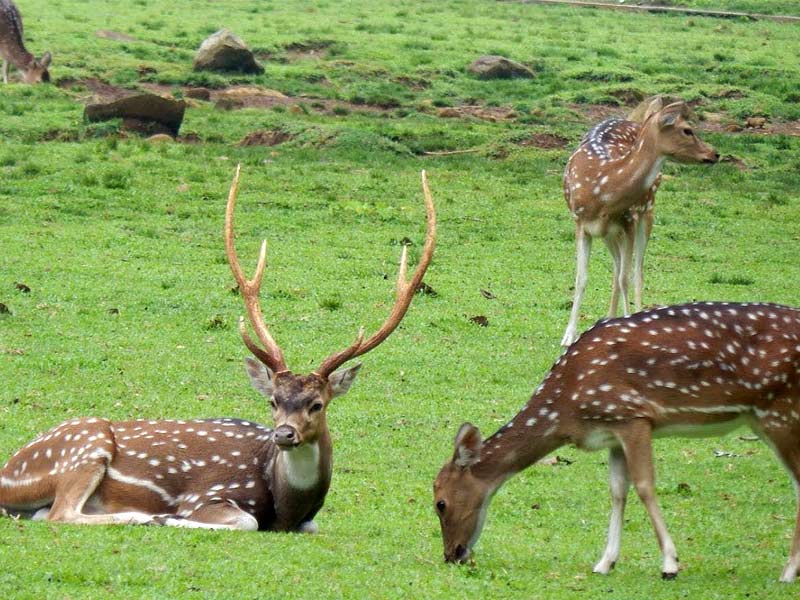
0,167 -> 436,532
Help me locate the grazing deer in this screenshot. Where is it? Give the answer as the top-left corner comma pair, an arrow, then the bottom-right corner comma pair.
435,301 -> 800,581
0,0 -> 50,84
0,167 -> 436,532
560,98 -> 719,347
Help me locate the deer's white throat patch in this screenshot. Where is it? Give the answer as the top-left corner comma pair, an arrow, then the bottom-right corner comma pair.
280,442 -> 320,490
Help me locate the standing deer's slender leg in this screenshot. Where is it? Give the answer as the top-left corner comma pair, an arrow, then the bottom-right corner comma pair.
618,223 -> 633,317
561,226 -> 592,347
777,447 -> 800,583
753,422 -> 800,583
594,445 -> 630,574
617,420 -> 679,579
604,231 -> 623,318
2,60 -> 8,84
632,209 -> 653,312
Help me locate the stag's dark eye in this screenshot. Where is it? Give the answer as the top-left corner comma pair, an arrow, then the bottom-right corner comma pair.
309,402 -> 324,414
270,398 -> 278,410
436,500 -> 446,514
683,128 -> 693,136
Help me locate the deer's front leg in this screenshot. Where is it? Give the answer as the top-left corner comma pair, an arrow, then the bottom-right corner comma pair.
594,445 -> 630,574
163,499 -> 259,530
2,60 -> 8,84
561,227 -> 592,347
618,420 -> 679,579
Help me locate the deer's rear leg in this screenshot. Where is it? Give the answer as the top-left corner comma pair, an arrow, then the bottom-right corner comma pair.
561,226 -> 592,347
46,462 -> 153,526
616,420 -> 679,579
632,208 -> 654,313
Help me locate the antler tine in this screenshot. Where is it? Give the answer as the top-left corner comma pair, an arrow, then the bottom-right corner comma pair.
225,165 -> 288,374
315,170 -> 436,379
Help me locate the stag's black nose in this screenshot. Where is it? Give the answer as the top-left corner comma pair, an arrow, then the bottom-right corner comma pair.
274,425 -> 299,448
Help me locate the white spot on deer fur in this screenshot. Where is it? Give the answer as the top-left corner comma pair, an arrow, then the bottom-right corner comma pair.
526,418 -> 537,426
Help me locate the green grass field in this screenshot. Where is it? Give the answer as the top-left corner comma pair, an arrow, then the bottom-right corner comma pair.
1,1 -> 800,598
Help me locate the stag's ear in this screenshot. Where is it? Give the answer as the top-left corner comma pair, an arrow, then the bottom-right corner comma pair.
40,52 -> 51,68
328,363 -> 362,398
244,357 -> 275,397
453,423 -> 482,469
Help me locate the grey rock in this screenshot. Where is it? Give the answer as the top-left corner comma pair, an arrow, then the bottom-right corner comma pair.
468,55 -> 534,80
193,29 -> 264,74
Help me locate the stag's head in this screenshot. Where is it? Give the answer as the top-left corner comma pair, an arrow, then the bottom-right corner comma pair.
433,423 -> 495,563
225,165 -> 436,452
22,52 -> 51,84
643,98 -> 719,165
243,360 -> 360,448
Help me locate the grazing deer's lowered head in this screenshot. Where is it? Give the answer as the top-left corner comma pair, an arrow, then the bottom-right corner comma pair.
0,0 -> 51,84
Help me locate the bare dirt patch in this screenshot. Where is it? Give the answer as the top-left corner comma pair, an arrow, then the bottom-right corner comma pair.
238,130 -> 293,147
284,40 -> 337,60
436,105 -> 517,122
516,132 -> 570,149
58,77 -> 136,102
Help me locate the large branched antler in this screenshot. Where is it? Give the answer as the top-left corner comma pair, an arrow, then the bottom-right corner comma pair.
225,165 -> 289,374
314,170 -> 437,378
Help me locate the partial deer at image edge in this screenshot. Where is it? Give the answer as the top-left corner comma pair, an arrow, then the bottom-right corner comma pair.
0,0 -> 51,84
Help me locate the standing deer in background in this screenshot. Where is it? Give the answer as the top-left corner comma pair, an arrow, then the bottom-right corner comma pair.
0,0 -> 50,83
0,166 -> 436,532
560,98 -> 719,347
435,301 -> 800,581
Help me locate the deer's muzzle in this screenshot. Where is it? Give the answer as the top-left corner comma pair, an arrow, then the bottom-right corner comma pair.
274,425 -> 300,449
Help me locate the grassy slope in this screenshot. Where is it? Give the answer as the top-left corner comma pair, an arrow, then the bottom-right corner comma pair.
1,1 -> 800,598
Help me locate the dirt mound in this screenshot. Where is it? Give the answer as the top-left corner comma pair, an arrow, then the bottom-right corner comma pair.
238,130 -> 293,147
517,133 -> 570,150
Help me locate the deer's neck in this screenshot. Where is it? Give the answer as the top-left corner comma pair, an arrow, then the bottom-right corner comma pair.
275,430 -> 331,491
609,123 -> 665,201
0,40 -> 32,67
0,11 -> 32,67
472,386 -> 568,491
